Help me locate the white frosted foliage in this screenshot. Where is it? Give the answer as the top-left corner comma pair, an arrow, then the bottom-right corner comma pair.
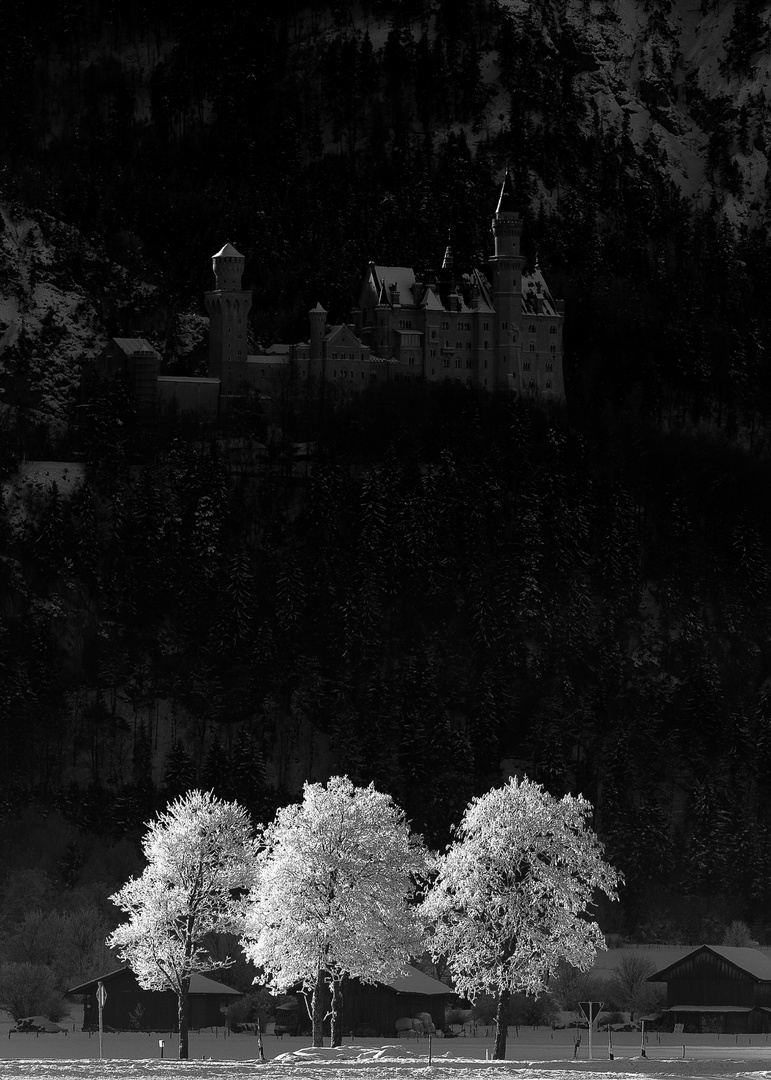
241,776 -> 431,995
107,790 -> 260,997
422,776 -> 620,1004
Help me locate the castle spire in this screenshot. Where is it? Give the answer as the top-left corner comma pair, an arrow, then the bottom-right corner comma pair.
496,169 -> 517,215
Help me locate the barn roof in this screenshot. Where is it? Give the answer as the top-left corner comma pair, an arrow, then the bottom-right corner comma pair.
648,945 -> 771,983
387,965 -> 453,996
67,967 -> 242,997
666,1005 -> 767,1013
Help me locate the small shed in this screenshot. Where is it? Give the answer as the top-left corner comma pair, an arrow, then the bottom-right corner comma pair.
648,945 -> 771,1034
67,966 -> 241,1031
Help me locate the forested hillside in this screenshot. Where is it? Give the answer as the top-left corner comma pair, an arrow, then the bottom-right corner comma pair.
3,0 -> 771,948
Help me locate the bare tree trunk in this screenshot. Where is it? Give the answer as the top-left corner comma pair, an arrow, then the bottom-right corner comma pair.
177,980 -> 190,1059
312,968 -> 324,1047
494,987 -> 510,1060
331,974 -> 345,1046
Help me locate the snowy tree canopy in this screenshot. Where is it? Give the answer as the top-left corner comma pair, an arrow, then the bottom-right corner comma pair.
241,775 -> 431,1041
422,776 -> 620,1010
107,791 -> 260,1057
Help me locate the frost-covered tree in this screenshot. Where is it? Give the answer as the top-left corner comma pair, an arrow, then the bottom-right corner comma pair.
422,777 -> 620,1059
241,775 -> 431,1047
107,791 -> 260,1059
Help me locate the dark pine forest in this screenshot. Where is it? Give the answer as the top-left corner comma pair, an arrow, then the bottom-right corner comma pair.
3,0 -> 771,957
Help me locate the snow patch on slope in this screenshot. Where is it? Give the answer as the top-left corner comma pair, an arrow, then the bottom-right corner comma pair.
0,202 -> 157,436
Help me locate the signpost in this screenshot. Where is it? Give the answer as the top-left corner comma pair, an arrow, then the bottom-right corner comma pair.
578,1001 -> 604,1061
96,981 -> 107,1060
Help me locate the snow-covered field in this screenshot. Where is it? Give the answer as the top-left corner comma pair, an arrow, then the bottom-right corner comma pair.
5,1028 -> 771,1080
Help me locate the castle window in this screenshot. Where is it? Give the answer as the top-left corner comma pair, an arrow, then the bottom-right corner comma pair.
550,344 -> 557,354
431,328 -> 437,339
409,356 -> 415,365
523,361 -> 531,372
529,343 -> 535,352
455,358 -> 461,369
483,322 -> 489,331
443,358 -> 450,368
441,320 -> 449,330
546,380 -> 552,389
430,349 -> 436,358
484,341 -> 489,350
546,362 -> 553,373
550,325 -> 557,334
466,359 -> 473,369
501,322 -> 508,330
529,324 -> 536,333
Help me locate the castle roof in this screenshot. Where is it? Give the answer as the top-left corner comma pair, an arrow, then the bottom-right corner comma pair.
372,265 -> 417,305
213,242 -> 244,259
522,267 -> 561,317
496,170 -> 517,215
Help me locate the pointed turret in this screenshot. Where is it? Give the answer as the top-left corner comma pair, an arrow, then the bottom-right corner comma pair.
442,243 -> 454,271
309,301 -> 327,361
495,169 -> 517,215
205,241 -> 252,392
489,170 -> 524,389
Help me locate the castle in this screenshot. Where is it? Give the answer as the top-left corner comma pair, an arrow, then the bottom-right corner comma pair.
97,172 -> 564,417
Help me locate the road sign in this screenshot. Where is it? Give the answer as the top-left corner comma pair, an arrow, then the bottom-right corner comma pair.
578,1002 -> 604,1060
578,1001 -> 603,1025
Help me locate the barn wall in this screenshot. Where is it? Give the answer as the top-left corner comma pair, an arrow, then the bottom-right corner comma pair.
664,954 -> 758,1007
78,970 -> 232,1031
667,978 -> 755,1006
316,980 -> 449,1038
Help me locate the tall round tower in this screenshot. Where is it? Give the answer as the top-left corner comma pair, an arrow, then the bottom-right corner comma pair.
204,242 -> 253,394
309,302 -> 327,361
489,172 -> 524,389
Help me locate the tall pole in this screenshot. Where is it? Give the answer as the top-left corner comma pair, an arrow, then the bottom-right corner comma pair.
96,981 -> 106,1060
588,1003 -> 593,1061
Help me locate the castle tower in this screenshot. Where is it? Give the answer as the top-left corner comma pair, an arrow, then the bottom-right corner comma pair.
204,242 -> 252,394
309,301 -> 327,361
489,171 -> 524,387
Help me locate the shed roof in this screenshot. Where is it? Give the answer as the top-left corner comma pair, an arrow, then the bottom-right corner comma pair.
649,945 -> 771,983
67,967 -> 241,997
387,965 -> 453,996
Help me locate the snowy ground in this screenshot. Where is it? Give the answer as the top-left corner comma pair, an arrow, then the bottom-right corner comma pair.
5,1026 -> 771,1080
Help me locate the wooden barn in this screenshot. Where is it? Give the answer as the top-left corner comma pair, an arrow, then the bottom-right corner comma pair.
67,966 -> 241,1031
648,945 -> 771,1034
287,966 -> 454,1038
